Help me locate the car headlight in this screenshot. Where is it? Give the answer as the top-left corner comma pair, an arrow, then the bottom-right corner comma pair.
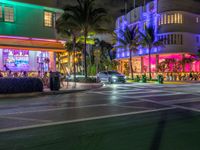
112,76 -> 118,79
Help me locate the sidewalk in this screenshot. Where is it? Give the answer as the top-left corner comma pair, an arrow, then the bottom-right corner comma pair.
0,82 -> 103,99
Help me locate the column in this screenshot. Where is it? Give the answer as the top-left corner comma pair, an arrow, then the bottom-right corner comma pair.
156,54 -> 159,73
141,56 -> 144,73
182,54 -> 185,72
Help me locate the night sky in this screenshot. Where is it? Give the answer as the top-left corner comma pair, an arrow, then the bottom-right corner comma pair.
14,0 -> 150,21
64,0 -> 151,18
13,0 -> 153,29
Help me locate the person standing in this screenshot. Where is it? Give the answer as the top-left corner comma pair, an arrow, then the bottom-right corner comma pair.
42,72 -> 48,87
37,71 -> 41,78
60,73 -> 65,88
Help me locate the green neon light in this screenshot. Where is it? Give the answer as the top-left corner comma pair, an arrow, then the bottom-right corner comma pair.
0,0 -> 63,12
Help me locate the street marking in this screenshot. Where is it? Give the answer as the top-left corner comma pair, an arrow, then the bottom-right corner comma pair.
173,105 -> 200,112
92,91 -> 183,99
0,107 -> 175,133
0,100 -> 143,116
162,97 -> 200,105
0,104 -> 110,115
114,105 -> 151,110
0,116 -> 52,123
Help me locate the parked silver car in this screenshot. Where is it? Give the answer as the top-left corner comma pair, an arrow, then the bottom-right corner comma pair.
96,71 -> 126,83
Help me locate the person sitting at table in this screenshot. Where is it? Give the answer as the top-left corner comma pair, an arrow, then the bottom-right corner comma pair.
0,70 -> 3,78
7,70 -> 13,78
22,71 -> 28,77
13,72 -> 18,77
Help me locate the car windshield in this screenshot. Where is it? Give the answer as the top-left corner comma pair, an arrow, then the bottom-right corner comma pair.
107,71 -> 121,75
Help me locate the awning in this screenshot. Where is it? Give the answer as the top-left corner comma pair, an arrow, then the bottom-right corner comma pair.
0,36 -> 66,52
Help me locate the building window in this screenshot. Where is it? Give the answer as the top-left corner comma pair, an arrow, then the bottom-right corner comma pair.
171,15 -> 174,24
180,14 -> 183,24
0,5 -> 3,19
177,13 -> 183,24
159,12 -> 183,26
174,13 -> 177,23
164,35 -> 167,45
171,34 -> 173,45
167,15 -> 171,24
44,11 -> 53,27
164,14 -> 167,24
174,34 -> 177,44
160,34 -> 183,45
167,35 -> 170,45
4,6 -> 14,22
180,35 -> 183,45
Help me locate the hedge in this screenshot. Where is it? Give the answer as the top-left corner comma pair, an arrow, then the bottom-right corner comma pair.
0,78 -> 43,94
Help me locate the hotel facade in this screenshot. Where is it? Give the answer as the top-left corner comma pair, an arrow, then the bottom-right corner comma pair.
115,0 -> 200,77
0,0 -> 65,73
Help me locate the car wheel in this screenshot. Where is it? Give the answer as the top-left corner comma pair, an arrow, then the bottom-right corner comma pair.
108,77 -> 113,84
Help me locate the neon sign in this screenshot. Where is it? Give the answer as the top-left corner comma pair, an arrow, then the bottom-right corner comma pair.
3,49 -> 29,71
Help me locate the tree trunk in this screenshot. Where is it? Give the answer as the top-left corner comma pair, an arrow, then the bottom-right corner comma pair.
129,50 -> 134,80
73,36 -> 76,88
84,29 -> 88,79
148,46 -> 152,80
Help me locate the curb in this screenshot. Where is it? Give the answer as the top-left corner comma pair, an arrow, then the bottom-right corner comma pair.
0,84 -> 103,99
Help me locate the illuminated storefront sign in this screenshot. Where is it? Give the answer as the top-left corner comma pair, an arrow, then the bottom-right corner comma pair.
3,49 -> 29,71
1,49 -> 52,72
36,51 -> 50,72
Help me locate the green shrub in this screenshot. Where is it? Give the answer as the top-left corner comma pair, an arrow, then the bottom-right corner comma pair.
134,75 -> 140,82
0,78 -> 43,94
142,75 -> 147,83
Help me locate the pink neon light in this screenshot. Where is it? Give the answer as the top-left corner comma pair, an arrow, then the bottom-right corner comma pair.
0,35 -> 65,43
142,53 -> 200,73
0,35 -> 30,40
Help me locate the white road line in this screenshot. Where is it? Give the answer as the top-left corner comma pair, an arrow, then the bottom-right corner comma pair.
88,89 -> 147,94
173,105 -> 200,112
114,105 -> 151,110
0,104 -> 110,115
94,92 -> 183,99
0,107 -> 175,133
162,97 -> 200,105
0,116 -> 52,123
125,96 -> 200,113
0,100 -> 143,116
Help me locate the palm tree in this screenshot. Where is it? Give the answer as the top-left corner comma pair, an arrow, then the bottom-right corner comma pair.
181,57 -> 195,72
64,0 -> 108,79
140,26 -> 164,80
94,39 -> 114,73
116,25 -> 139,80
56,11 -> 81,87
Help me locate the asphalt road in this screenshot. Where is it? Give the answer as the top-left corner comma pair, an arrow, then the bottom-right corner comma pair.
0,83 -> 200,150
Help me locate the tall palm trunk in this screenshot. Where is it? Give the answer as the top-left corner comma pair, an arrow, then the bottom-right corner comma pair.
129,49 -> 134,80
84,29 -> 88,79
148,46 -> 152,80
73,36 -> 76,87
